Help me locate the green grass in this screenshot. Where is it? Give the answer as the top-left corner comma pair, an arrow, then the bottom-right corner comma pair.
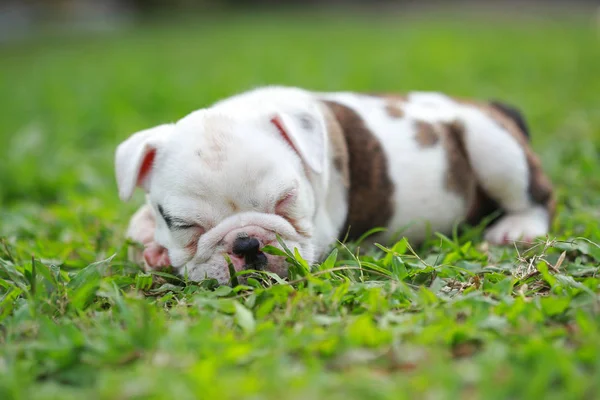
1,10 -> 600,400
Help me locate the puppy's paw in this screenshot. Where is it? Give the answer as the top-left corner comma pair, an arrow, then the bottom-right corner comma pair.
484,206 -> 549,245
127,204 -> 156,245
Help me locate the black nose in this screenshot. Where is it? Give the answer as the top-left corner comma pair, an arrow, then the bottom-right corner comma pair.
233,236 -> 260,257
232,236 -> 267,270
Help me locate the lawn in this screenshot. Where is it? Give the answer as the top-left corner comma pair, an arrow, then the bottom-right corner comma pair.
1,9 -> 600,400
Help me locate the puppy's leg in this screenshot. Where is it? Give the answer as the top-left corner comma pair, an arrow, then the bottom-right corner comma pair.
457,106 -> 554,244
126,204 -> 171,269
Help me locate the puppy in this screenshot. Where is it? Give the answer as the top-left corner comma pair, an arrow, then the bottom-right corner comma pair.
115,86 -> 554,284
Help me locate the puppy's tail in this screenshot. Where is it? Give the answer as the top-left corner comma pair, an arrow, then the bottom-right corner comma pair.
489,100 -> 530,141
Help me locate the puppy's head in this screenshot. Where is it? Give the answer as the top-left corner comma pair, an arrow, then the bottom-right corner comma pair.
115,103 -> 328,284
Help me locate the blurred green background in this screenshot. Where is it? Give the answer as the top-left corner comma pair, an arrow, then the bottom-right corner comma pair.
1,1 -> 599,211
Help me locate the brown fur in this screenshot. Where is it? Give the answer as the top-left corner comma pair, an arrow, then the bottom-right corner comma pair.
440,121 -> 476,202
385,102 -> 405,118
228,199 -> 239,212
414,120 -> 440,147
321,100 -> 395,241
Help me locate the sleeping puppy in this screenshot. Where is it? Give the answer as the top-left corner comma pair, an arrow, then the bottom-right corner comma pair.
115,86 -> 555,284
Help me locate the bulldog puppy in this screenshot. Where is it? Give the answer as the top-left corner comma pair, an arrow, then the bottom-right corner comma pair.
115,86 -> 554,284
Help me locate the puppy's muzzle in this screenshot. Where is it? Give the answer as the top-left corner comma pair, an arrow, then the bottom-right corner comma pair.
190,212 -> 302,280
232,235 -> 267,270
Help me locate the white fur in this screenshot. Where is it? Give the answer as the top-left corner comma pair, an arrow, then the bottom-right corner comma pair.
116,86 -> 551,284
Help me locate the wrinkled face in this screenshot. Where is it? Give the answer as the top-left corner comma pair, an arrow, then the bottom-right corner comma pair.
145,112 -> 317,283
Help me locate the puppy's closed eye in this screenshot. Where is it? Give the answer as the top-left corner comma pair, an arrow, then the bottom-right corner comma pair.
173,222 -> 204,232
158,204 -> 205,233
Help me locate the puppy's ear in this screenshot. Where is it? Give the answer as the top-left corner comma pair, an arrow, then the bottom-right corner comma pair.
115,124 -> 173,201
270,110 -> 326,174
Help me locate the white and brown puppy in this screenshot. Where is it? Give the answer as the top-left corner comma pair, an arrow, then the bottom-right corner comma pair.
115,86 -> 554,284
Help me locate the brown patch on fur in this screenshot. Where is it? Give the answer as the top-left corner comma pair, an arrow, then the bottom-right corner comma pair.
369,93 -> 409,118
321,100 -> 394,241
440,121 -> 476,201
228,199 -> 239,212
454,97 -> 556,220
414,121 -> 440,148
370,93 -> 408,102
320,103 -> 350,188
385,102 -> 405,118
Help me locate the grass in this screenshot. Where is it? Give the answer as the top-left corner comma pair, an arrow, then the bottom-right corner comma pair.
1,9 -> 600,400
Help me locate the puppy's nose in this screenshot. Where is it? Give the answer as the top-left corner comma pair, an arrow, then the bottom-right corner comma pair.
232,236 -> 267,270
232,236 -> 260,257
